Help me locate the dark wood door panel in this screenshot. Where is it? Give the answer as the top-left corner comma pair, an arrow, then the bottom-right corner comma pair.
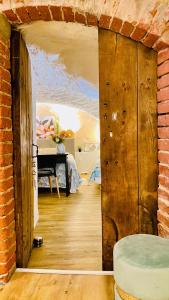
138,43 -> 158,235
11,30 -> 33,267
99,29 -> 157,270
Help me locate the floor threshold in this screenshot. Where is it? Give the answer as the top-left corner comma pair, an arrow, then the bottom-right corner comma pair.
16,268 -> 114,276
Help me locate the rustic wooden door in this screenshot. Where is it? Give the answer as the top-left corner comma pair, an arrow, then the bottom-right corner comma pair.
99,29 -> 157,270
11,30 -> 34,267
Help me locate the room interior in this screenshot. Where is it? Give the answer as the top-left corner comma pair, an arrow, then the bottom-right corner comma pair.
18,21 -> 102,270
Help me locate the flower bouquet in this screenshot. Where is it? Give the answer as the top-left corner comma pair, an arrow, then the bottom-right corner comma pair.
52,134 -> 65,154
52,134 -> 64,144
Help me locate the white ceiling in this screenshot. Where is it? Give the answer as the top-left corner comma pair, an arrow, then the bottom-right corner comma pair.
18,21 -> 99,118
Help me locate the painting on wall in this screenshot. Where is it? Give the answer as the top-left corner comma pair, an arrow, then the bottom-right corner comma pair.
36,115 -> 59,139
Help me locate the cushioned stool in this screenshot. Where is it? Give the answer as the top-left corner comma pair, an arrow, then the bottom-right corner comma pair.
114,234 -> 169,300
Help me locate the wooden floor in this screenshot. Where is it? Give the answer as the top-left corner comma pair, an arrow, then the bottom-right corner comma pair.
0,272 -> 115,300
28,183 -> 102,270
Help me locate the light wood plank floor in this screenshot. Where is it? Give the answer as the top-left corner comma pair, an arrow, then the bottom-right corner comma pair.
28,183 -> 102,270
0,272 -> 115,300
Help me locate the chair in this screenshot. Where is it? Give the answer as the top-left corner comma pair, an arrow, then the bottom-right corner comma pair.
37,157 -> 60,198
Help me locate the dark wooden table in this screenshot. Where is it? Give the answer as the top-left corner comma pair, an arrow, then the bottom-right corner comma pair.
38,154 -> 70,197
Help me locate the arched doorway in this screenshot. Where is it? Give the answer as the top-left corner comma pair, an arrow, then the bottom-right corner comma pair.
0,3 -> 163,281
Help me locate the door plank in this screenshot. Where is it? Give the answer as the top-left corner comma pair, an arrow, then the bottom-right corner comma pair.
11,30 -> 33,267
99,30 -> 139,270
138,43 -> 158,234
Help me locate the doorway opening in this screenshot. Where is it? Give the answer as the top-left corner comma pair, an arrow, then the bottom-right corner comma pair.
11,18 -> 158,273
15,21 -> 102,271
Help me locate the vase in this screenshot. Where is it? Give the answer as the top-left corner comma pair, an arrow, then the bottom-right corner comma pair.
57,143 -> 65,154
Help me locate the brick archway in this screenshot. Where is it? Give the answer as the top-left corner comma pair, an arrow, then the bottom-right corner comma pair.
0,3 -> 169,283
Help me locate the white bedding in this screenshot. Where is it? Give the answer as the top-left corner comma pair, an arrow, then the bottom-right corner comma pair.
38,154 -> 82,193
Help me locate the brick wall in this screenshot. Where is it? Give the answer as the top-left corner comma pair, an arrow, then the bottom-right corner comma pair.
157,48 -> 169,238
0,2 -> 168,283
0,15 -> 16,284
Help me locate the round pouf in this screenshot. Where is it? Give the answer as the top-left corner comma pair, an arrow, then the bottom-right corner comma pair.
114,234 -> 169,300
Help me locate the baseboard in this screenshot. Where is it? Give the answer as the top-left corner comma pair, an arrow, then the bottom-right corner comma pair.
16,268 -> 114,276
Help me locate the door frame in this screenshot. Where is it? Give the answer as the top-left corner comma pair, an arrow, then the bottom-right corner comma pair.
10,24 -> 158,269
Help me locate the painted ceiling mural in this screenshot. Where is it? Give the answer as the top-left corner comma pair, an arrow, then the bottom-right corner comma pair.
20,22 -> 99,118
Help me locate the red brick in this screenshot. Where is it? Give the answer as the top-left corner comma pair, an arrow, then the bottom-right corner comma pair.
158,186 -> 169,201
0,43 -> 6,57
142,32 -> 160,48
0,67 -> 11,83
50,6 -> 62,21
0,165 -> 13,180
0,188 -> 14,205
159,164 -> 169,177
130,24 -> 148,41
110,17 -> 123,32
0,131 -> 13,142
158,222 -> 169,238
15,7 -> 31,23
158,48 -> 169,65
0,54 -> 10,69
0,253 -> 16,274
157,87 -> 169,102
158,115 -> 169,127
0,223 -> 15,241
0,34 -> 9,49
157,73 -> 169,90
0,92 -> 12,106
3,9 -> 20,23
0,163 -> 13,179
26,6 -> 40,21
0,141 -> 13,155
158,151 -> 169,164
158,101 -> 169,114
158,198 -> 169,214
75,12 -> 86,25
155,40 -> 169,52
37,6 -> 51,21
0,118 -> 12,129
158,127 -> 169,139
0,81 -> 11,95
62,7 -> 74,22
0,43 -> 10,59
0,228 -> 15,244
0,154 -> 13,167
0,242 -> 16,263
0,265 -> 16,284
0,200 -> 14,217
0,210 -> 14,228
158,60 -> 169,77
99,15 -> 111,29
158,138 -> 169,151
159,174 -> 169,188
0,233 -> 15,251
0,106 -> 11,118
157,210 -> 169,228
0,94 -> 12,106
86,13 -> 98,27
120,21 -> 134,37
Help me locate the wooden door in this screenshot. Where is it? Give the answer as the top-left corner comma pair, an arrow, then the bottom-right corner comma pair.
11,30 -> 33,267
99,30 -> 157,270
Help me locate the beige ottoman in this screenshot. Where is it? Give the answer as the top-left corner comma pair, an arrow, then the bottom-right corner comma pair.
114,234 -> 169,300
